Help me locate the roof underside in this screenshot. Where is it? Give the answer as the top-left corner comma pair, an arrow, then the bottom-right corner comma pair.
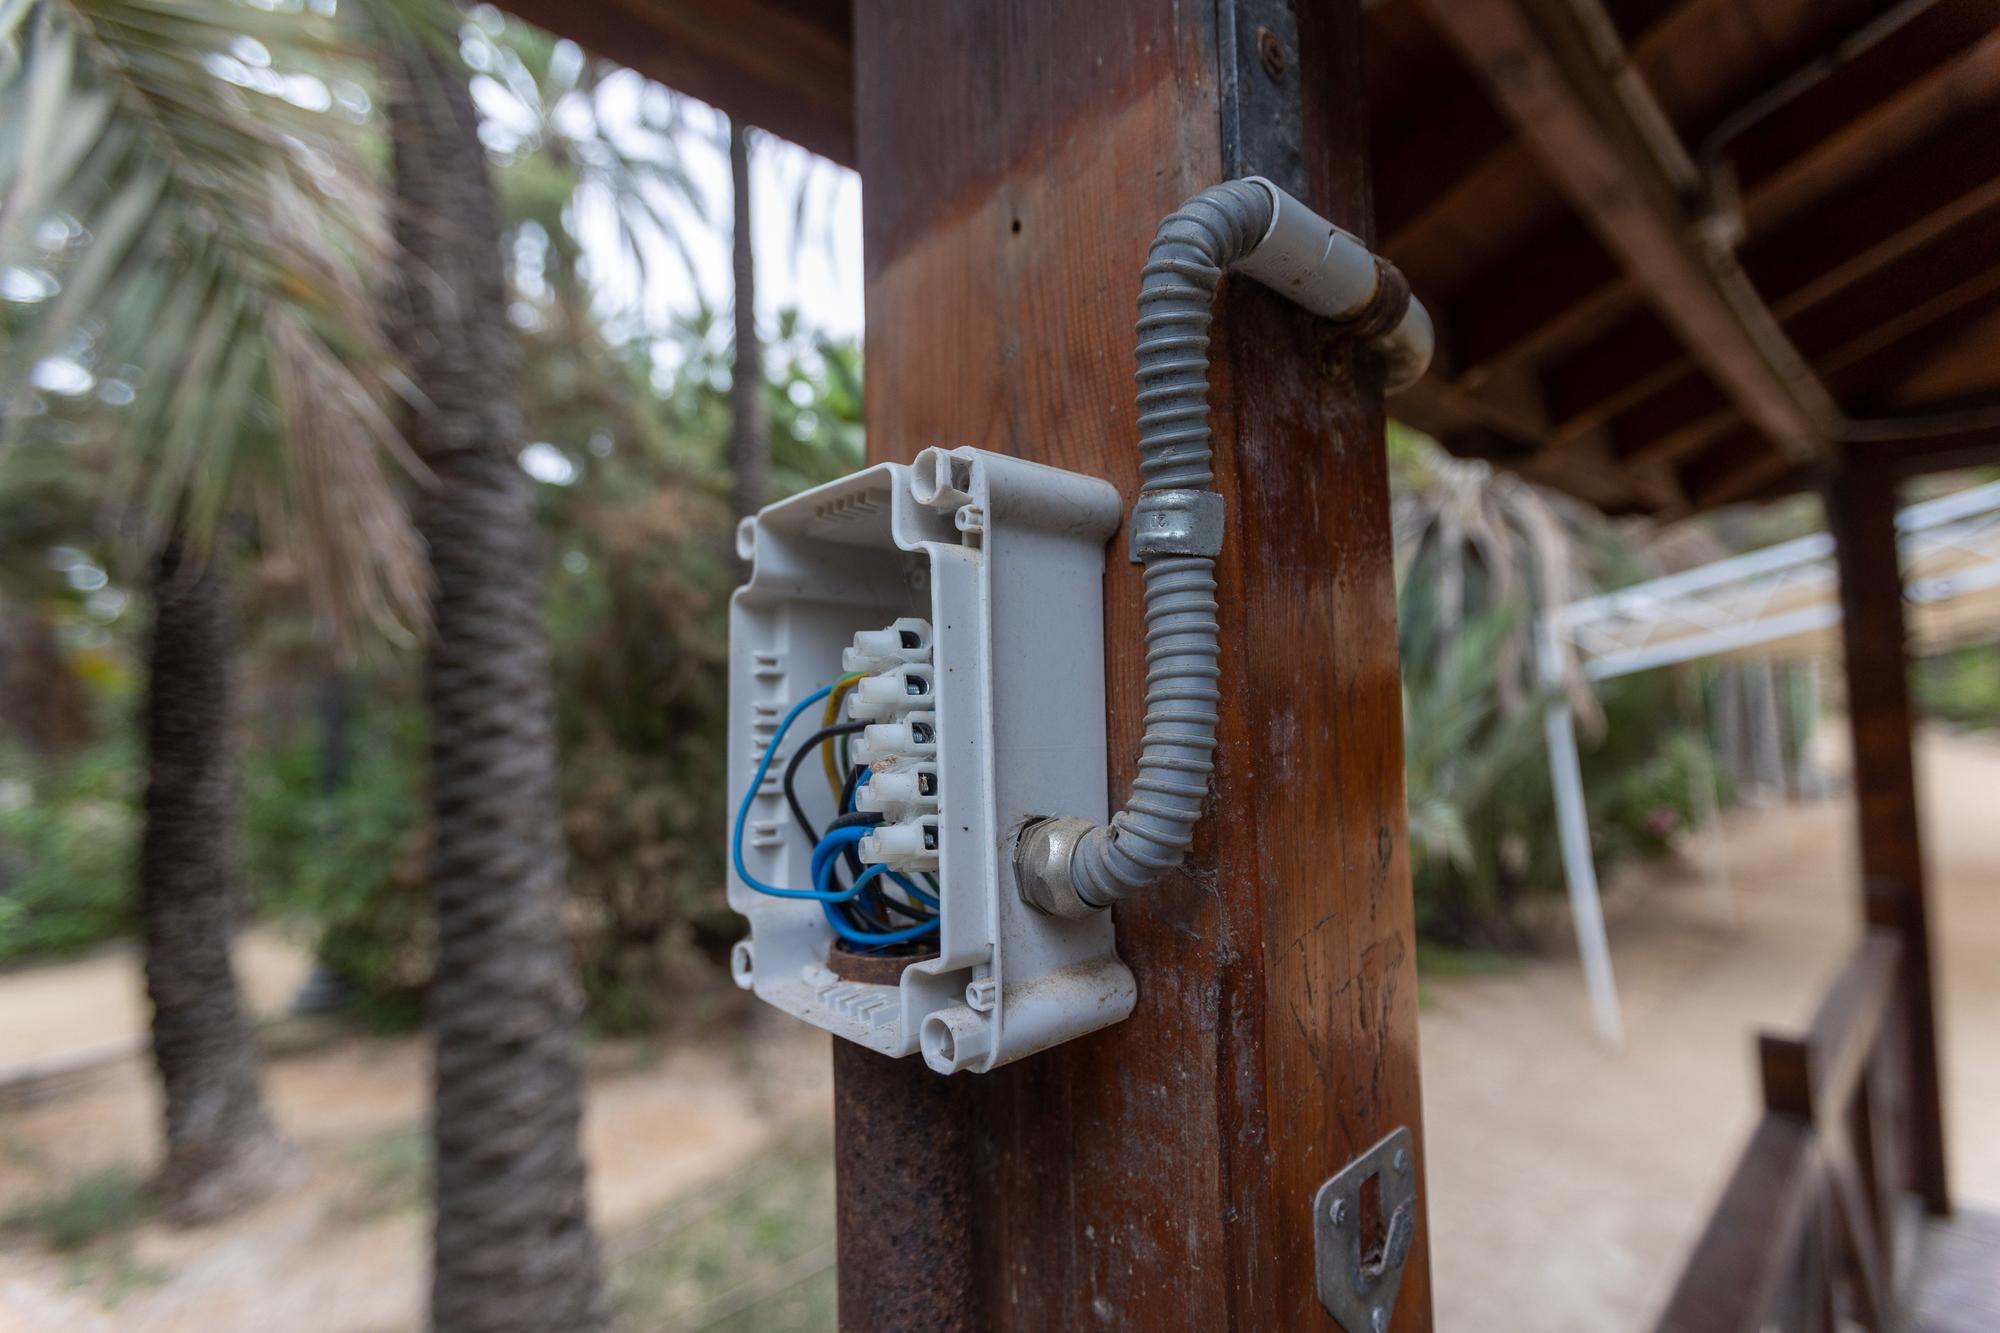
507,0 -> 2000,518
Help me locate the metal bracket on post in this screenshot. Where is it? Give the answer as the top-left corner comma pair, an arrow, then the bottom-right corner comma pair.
1218,0 -> 1305,187
1313,1125 -> 1417,1333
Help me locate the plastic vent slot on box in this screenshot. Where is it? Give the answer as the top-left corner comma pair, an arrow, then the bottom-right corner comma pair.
726,446 -> 1137,1073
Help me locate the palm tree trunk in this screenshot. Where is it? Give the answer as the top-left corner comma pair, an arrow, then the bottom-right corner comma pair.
139,534 -> 287,1224
387,39 -> 605,1333
728,118 -> 767,521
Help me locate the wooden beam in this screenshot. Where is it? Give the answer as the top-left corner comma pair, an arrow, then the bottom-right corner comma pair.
1377,0 -> 1689,254
1421,0 -> 1836,462
1674,282 -> 2000,507
1720,0 -> 2000,204
1459,3 -> 1998,421
1674,429 -> 1793,510
1864,423 -> 2000,478
1374,72 -> 1513,244
1823,453 -> 1950,1217
1548,99 -> 2000,436
852,1 -> 1431,1327
1654,1116 -> 1819,1333
501,0 -> 855,165
1444,219 -> 1623,378
1612,202 -> 2000,463
1433,0 -> 1968,380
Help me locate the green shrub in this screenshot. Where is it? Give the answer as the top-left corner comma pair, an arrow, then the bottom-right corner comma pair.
240,697 -> 430,1028
1915,643 -> 2000,729
4,1166 -> 150,1251
1393,441 -> 1714,945
0,740 -> 139,964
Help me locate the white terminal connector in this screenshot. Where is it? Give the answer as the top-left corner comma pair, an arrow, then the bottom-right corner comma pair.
842,617 -> 932,674
859,816 -> 942,870
843,621 -> 942,871
856,761 -> 940,816
850,712 -> 938,768
846,662 -> 936,721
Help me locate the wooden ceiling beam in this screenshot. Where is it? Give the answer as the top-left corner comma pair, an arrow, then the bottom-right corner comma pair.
1545,77 -> 2000,436
1720,0 -> 2000,210
1676,426 -> 1794,509
1851,425 -> 2000,478
1374,72 -> 1514,244
1420,0 -> 1836,462
1381,0 -> 1692,336
1612,202 -> 2000,463
1676,288 -> 2000,507
1835,291 -> 2000,418
501,0 -> 855,165
1444,218 -> 1622,377
1449,1 -> 1994,402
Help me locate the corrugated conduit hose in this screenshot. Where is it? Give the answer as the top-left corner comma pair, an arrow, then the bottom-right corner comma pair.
1068,180 -> 1273,907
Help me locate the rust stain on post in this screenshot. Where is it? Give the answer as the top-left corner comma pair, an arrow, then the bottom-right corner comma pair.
832,1039 -> 976,1331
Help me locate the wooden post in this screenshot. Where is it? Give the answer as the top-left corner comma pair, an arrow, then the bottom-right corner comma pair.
1824,453 -> 1949,1216
845,1 -> 1431,1327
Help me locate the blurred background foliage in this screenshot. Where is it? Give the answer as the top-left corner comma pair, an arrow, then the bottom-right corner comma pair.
1389,427 -> 1726,946
2,4 -> 1988,1015
0,6 -> 857,1027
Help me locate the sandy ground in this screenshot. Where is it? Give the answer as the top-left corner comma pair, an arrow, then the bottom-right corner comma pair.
0,930 -> 310,1073
1422,727 -> 2000,1331
0,730 -> 1993,1331
0,995 -> 829,1333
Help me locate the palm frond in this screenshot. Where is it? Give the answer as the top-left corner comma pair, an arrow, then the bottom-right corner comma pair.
0,0 -> 429,650
465,12 -> 707,332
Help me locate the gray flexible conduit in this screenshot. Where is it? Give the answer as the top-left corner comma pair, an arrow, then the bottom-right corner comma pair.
1069,180 -> 1274,906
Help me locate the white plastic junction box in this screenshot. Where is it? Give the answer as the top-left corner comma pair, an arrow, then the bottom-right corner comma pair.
727,446 -> 1137,1074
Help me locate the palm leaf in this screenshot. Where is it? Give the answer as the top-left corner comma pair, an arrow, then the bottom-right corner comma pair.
0,0 -> 431,650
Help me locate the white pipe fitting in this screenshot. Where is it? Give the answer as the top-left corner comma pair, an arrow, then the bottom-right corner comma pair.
1233,177 -> 1435,393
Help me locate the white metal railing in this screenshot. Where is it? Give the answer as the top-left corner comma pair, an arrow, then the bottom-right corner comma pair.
1553,479 -> 2000,681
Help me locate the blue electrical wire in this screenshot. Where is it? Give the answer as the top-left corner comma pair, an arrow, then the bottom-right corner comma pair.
821,900 -> 943,947
731,684 -> 863,902
733,681 -> 945,944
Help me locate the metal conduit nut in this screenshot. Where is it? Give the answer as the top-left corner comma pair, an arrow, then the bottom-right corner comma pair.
1128,489 -> 1226,562
1015,816 -> 1106,919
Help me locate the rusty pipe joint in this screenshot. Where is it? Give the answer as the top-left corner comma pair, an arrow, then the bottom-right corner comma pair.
1234,177 -> 1434,393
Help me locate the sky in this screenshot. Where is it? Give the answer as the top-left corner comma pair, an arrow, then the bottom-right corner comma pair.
553,72 -> 864,347
5,23 -> 867,434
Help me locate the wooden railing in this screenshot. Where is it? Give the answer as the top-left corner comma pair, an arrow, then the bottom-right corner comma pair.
1656,932 -> 1919,1332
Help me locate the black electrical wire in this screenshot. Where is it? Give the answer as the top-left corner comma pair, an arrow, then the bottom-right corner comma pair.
772,725 -> 888,932
828,768 -> 918,932
839,761 -> 866,818
782,722 -> 869,845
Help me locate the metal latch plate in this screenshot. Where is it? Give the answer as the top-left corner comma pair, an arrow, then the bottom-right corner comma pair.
1313,1125 -> 1417,1333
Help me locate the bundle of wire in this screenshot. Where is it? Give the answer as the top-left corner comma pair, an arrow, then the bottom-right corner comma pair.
730,675 -> 943,951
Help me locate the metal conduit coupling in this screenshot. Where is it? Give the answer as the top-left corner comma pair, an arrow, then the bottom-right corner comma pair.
1014,177 -> 1434,914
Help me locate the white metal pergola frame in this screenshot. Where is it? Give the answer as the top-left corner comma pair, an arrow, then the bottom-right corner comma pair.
1538,480 -> 2000,1045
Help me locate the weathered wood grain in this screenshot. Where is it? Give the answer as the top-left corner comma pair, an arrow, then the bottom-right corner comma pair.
849,2 -> 1429,1327
1825,453 -> 1950,1218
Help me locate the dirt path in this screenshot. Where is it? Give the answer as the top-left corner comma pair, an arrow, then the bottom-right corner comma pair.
0,989 -> 829,1332
1,731 -> 1993,1331
0,930 -> 309,1074
1421,727 -> 2000,1331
